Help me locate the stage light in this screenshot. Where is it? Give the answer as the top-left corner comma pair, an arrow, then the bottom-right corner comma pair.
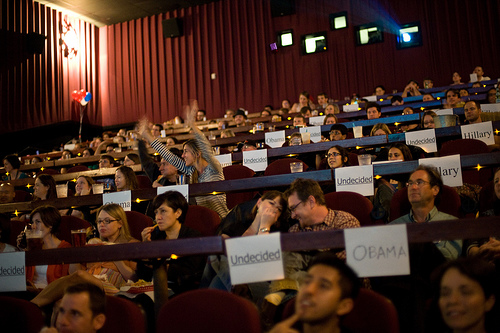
396,22 -> 422,49
329,12 -> 348,30
277,29 -> 294,47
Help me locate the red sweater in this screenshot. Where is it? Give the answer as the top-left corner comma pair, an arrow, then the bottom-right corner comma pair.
26,240 -> 72,285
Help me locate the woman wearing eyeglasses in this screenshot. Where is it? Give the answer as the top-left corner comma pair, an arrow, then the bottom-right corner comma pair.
31,204 -> 139,307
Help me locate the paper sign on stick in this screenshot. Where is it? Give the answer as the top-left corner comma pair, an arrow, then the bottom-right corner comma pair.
405,129 -> 437,153
265,130 -> 286,148
0,252 -> 27,292
225,233 -> 284,285
300,126 -> 322,143
461,121 -> 495,145
418,154 -> 463,187
103,191 -> 132,211
308,116 -> 326,126
242,149 -> 268,172
157,184 -> 189,201
335,165 -> 374,196
215,153 -> 232,167
345,225 -> 410,277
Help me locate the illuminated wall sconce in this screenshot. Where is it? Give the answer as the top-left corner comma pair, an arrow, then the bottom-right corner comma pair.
59,18 -> 78,58
300,31 -> 327,55
329,11 -> 348,30
355,23 -> 384,46
277,29 -> 294,47
396,22 -> 422,49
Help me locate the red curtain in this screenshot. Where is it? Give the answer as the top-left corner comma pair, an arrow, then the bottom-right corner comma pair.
0,0 -> 99,133
2,0 -> 500,132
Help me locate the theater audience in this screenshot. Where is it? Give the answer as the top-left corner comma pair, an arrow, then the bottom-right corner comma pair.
329,124 -> 348,141
300,106 -> 312,118
33,174 -> 57,201
444,88 -> 464,108
269,253 -> 360,333
375,85 -> 386,96
115,165 -> 138,192
138,191 -> 206,295
463,100 -> 483,124
3,154 -> 28,181
370,123 -> 392,136
423,93 -> 435,102
17,206 -> 71,291
291,91 -> 314,113
293,114 -> 306,128
31,204 -> 139,308
472,66 -> 491,82
427,257 -> 499,333
0,182 -> 16,204
400,107 -> 419,132
166,136 -> 179,146
139,100 -> 229,219
122,153 -> 140,167
451,72 -> 463,85
459,88 -> 469,97
365,102 -> 382,120
233,109 -> 248,127
324,103 -> 340,115
421,110 -> 437,129
323,114 -> 337,125
402,79 -> 422,97
486,88 -> 497,104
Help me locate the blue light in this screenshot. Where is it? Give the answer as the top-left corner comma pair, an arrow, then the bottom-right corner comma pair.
402,32 -> 411,42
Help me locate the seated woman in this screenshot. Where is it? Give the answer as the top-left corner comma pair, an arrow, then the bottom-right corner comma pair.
16,206 -> 71,291
372,143 -> 412,223
138,191 -> 206,295
139,101 -> 229,219
115,165 -> 138,192
201,191 -> 288,293
320,146 -> 350,194
427,257 -> 499,333
33,174 -> 57,201
123,153 -> 140,167
421,110 -> 437,129
323,114 -> 337,125
61,175 -> 97,225
370,123 -> 392,136
290,91 -> 314,114
2,154 -> 29,181
31,204 -> 139,308
400,107 -> 419,132
324,103 -> 340,115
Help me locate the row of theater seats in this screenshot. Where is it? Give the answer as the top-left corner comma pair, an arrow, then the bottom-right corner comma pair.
0,287 -> 399,333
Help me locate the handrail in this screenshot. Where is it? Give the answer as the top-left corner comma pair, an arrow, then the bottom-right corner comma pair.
12,217 -> 500,266
0,152 -> 498,214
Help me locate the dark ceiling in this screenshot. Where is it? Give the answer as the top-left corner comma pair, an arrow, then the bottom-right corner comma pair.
36,0 -> 218,27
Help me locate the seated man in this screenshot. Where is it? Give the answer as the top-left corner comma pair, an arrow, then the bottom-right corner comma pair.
0,182 -> 16,204
402,79 -> 422,97
263,179 -> 360,323
390,165 -> 462,260
464,100 -> 482,124
234,109 -> 248,127
138,139 -> 181,187
391,95 -> 404,106
196,109 -> 206,122
41,283 -> 106,333
472,66 -> 491,82
365,102 -> 381,120
293,115 -> 306,128
317,93 -> 328,109
269,252 -> 360,333
329,124 -> 348,141
151,123 -> 163,138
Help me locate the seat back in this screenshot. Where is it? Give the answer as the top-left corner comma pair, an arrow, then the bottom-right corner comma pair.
184,205 -> 220,236
439,138 -> 491,186
264,158 -> 308,176
59,215 -> 92,244
156,289 -> 261,333
100,295 -> 147,333
478,180 -> 495,215
136,175 -> 153,189
282,289 -> 399,333
324,191 -> 377,226
66,165 -> 90,173
0,296 -> 45,333
389,185 -> 461,221
223,165 -> 257,209
36,168 -> 60,175
14,190 -> 32,202
124,211 -> 154,240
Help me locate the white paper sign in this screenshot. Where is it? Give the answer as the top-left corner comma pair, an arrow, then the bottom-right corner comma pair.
308,115 -> 326,126
343,104 -> 360,112
461,121 -> 495,145
363,95 -> 377,102
419,154 -> 463,187
242,149 -> 268,172
334,165 -> 374,196
470,73 -> 478,83
435,108 -> 454,116
215,153 -> 233,167
157,184 -> 189,201
480,104 -> 500,113
300,126 -> 322,143
405,129 -> 437,153
345,225 -> 410,277
265,130 -> 286,148
103,191 -> 132,211
0,252 -> 27,292
225,233 -> 284,285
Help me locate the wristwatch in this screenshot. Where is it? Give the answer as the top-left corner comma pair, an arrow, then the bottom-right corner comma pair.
259,227 -> 270,233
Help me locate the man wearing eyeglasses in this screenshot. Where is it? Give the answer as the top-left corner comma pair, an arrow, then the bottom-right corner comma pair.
261,178 -> 360,328
390,165 -> 462,260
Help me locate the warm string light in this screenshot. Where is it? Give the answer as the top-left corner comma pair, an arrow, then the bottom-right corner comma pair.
475,164 -> 483,171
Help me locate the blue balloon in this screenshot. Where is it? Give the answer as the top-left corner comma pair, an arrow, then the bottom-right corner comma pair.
84,92 -> 92,102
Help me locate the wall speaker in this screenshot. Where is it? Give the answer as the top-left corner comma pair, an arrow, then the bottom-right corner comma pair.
270,0 -> 295,17
162,18 -> 183,38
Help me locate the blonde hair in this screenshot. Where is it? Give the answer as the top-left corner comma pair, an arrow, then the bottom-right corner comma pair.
96,204 -> 133,243
370,123 -> 392,136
